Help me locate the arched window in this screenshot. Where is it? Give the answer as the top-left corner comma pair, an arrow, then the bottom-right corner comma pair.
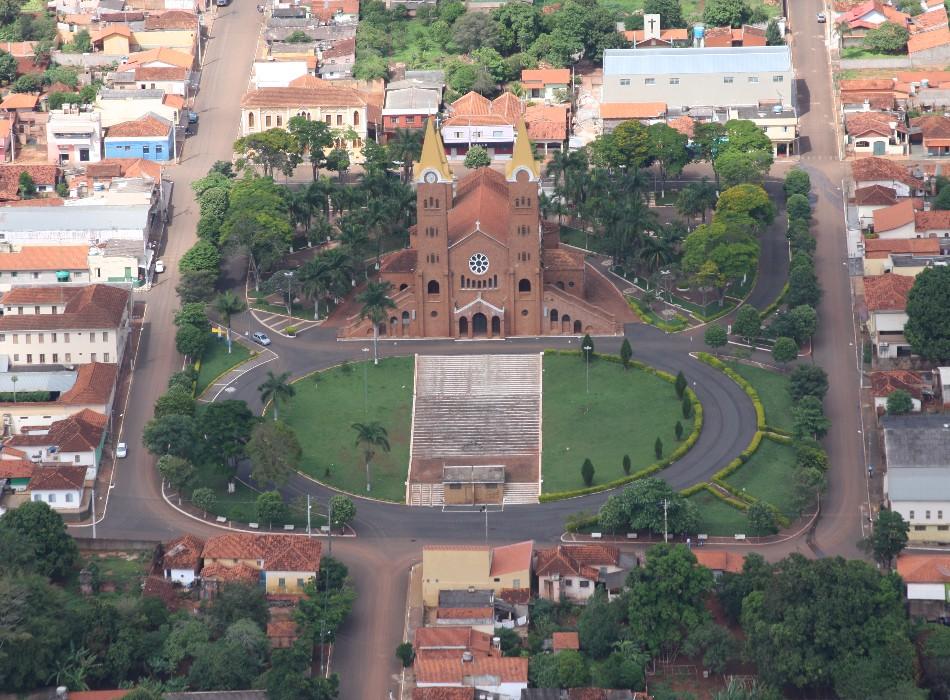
398,283 -> 408,291
402,310 -> 410,325
556,281 -> 565,290
518,278 -> 531,293
353,111 -> 360,126
427,280 -> 440,295
550,309 -> 559,322
573,320 -> 582,333
248,112 -> 255,128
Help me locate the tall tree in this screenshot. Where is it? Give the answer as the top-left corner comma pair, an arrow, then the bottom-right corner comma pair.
351,421 -> 390,492
648,122 -> 689,194
213,291 -> 246,354
703,0 -> 752,27
234,129 -> 302,177
0,501 -> 78,580
676,179 -> 718,223
143,413 -> 197,458
905,266 -> 950,362
288,116 -> 334,180
357,280 -> 396,365
258,370 -> 296,422
644,0 -> 685,27
387,128 -> 424,184
197,400 -> 257,468
863,508 -> 909,568
247,420 -> 302,487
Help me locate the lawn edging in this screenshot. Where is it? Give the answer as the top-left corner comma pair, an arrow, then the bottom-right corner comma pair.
539,350 -> 702,503
694,352 -> 766,429
195,342 -> 258,399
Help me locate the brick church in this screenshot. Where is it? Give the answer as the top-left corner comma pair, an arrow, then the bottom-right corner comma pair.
342,119 -> 622,339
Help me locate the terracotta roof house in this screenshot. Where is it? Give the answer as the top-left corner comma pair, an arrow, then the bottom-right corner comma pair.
521,68 -> 571,101
872,198 -> 918,237
897,553 -> 950,619
414,655 -> 528,698
200,561 -> 260,584
852,157 -> 925,197
693,550 -> 746,576
864,274 -> 916,359
144,10 -> 198,30
27,464 -> 86,510
124,47 -> 194,70
915,209 -> 950,237
524,103 -> 569,155
163,534 -> 204,586
911,114 -> 950,156
104,113 -> 174,162
440,91 -> 524,159
855,184 -> 898,207
0,164 -> 61,201
601,102 -> 667,132
0,284 -> 131,368
0,93 -> 39,111
201,533 -> 322,594
870,369 -> 927,412
535,544 -> 623,603
861,236 -> 945,274
414,626 -> 496,660
552,631 -> 580,651
5,408 -> 107,482
240,83 -> 379,164
908,26 -> 950,57
422,541 -> 533,607
667,114 -> 695,138
846,111 -> 904,155
622,26 -> 689,47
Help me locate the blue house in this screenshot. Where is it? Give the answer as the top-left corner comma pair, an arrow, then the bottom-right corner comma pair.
103,112 -> 174,162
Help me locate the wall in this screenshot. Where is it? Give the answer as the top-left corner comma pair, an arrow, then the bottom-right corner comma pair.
97,99 -> 178,129
134,78 -> 186,96
0,398 -> 114,434
104,132 -> 174,161
264,569 -> 315,594
876,221 -> 916,238
167,567 -> 197,586
603,70 -> 793,108
907,582 -> 948,601
0,311 -> 129,368
31,487 -> 82,509
839,57 -> 913,70
0,268 -> 90,292
859,178 -> 912,197
89,251 -> 141,284
422,548 -> 491,606
102,34 -> 131,55
133,29 -> 197,52
242,106 -> 370,163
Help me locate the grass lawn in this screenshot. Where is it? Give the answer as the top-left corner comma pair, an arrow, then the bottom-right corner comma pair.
541,354 -> 692,492
725,361 -> 794,433
840,47 -> 904,59
280,357 -> 414,502
724,438 -> 798,517
689,489 -> 748,537
195,335 -> 253,396
68,552 -> 151,596
558,225 -> 611,255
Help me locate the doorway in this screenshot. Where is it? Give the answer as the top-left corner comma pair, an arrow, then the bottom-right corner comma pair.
472,313 -> 487,336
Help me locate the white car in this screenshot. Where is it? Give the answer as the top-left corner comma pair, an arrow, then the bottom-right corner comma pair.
252,331 -> 272,346
817,12 -> 826,22
116,442 -> 128,458
155,260 -> 165,274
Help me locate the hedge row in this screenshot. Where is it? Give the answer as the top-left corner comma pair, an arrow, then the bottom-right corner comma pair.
626,296 -> 689,333
702,482 -> 750,511
564,512 -> 601,533
759,282 -> 789,321
539,351 -> 703,502
0,391 -> 53,403
694,352 -> 766,430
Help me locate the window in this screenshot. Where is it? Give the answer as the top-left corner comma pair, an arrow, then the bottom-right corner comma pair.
64,333 -> 69,343
493,577 -> 500,583
24,334 -> 29,344
748,76 -> 759,83
669,78 -> 680,85
39,354 -> 44,363
910,510 -> 916,519
353,111 -> 360,126
51,333 -> 56,342
565,579 -> 573,586
724,76 -> 734,84
916,525 -> 927,531
928,510 -> 932,519
37,333 -> 43,344
90,353 -> 96,362
11,334 -> 16,344
644,78 -> 655,85
336,114 -> 343,125
52,354 -> 57,363
265,115 -> 272,127
941,511 -> 944,519
579,580 -> 590,588
278,577 -> 286,588
940,526 -> 949,531
325,115 -> 331,125
104,353 -> 110,363
513,579 -> 520,588
276,115 -> 282,127
12,354 -> 17,362
0,334 -> 4,342
427,280 -> 440,295
65,493 -> 74,502
26,354 -> 31,364
79,149 -> 89,162
65,353 -> 71,362
143,146 -> 150,154
102,332 -> 108,342
33,306 -> 39,314
619,79 -> 630,86
156,145 -> 163,154
248,112 -> 255,128
297,578 -> 305,588
518,278 -> 531,292
32,272 -> 38,279
773,75 -> 784,83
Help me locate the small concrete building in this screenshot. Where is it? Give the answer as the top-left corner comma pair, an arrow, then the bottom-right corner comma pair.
46,107 -> 102,165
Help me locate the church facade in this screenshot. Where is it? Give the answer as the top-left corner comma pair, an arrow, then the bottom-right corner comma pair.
341,119 -> 622,339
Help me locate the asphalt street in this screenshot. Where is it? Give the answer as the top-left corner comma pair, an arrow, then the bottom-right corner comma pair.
73,0 -> 870,697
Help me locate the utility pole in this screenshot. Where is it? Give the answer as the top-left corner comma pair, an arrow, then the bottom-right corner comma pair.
662,498 -> 668,544
91,482 -> 96,539
327,496 -> 333,556
306,493 -> 311,536
481,505 -> 488,542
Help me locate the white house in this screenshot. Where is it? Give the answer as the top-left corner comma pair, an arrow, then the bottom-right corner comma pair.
872,199 -> 917,238
852,156 -> 925,197
162,534 -> 204,586
0,245 -> 91,292
5,408 -> 106,481
938,367 -> 950,408
883,414 -> 950,543
870,370 -> 926,412
897,553 -> 950,620
534,544 -> 623,603
520,68 -> 571,102
46,107 -> 102,166
855,184 -> 898,229
0,284 -> 131,368
28,464 -> 86,510
865,274 -> 915,359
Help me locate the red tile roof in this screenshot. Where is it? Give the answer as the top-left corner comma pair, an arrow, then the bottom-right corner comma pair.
915,209 -> 950,231
0,244 -> 87,271
0,284 -> 129,332
0,459 -> 34,479
379,248 -> 417,274
241,84 -> 371,109
413,655 -> 528,684
125,47 -> 194,69
872,199 -> 917,232
133,66 -> 188,82
864,236 -> 941,257
0,164 -> 60,201
870,369 -> 925,399
693,549 -> 745,574
200,561 -> 260,582
521,68 -> 571,86
846,111 -> 895,137
855,184 -> 898,206
28,464 -> 86,490
7,409 -> 105,453
897,553 -> 950,582
909,25 -> 950,53
853,156 -> 923,189
911,6 -> 949,32
489,540 -> 533,576
447,168 -> 512,244
0,93 -> 38,110
412,689 -> 475,700
601,102 -> 666,120
841,93 -> 896,110
107,113 -> 171,138
897,70 -> 950,86
623,27 -> 689,43
552,631 -> 580,651
912,114 -> 950,141
163,534 -> 204,570
60,362 -> 119,405
91,24 -> 132,42
535,544 -> 620,580
524,103 -> 568,142
84,158 -> 162,181
864,273 -> 915,311
322,36 -> 355,59
308,0 -> 359,22
667,114 -> 695,138
415,626 -> 494,657
448,91 -> 522,124
544,247 -> 584,271
202,533 -> 322,573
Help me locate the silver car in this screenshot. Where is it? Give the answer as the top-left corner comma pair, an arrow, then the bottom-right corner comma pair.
252,332 -> 272,346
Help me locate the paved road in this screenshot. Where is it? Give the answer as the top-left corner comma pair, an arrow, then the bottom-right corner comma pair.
77,0 -> 869,696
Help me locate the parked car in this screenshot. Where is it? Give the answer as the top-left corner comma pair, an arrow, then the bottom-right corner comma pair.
155,260 -> 165,274
187,111 -> 198,124
817,12 -> 826,22
116,442 -> 128,458
252,332 -> 272,346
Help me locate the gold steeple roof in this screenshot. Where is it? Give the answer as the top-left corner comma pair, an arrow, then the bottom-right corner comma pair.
413,117 -> 453,183
505,118 -> 541,181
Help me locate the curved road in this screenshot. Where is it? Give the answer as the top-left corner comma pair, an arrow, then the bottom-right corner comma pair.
73,1 -> 868,698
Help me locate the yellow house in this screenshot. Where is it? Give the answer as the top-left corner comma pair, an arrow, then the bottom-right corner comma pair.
422,541 -> 533,606
133,29 -> 196,53
201,533 -> 322,595
91,25 -> 133,55
862,238 -> 943,276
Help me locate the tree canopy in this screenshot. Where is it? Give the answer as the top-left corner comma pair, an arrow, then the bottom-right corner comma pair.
905,266 -> 950,362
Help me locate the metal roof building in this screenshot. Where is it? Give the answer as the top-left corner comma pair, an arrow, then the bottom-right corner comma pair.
603,45 -> 792,76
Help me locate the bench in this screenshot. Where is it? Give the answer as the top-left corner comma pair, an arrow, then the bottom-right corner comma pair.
283,524 -> 294,531
215,516 -> 227,523
249,522 -> 259,529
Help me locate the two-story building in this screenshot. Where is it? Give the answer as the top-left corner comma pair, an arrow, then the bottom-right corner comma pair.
96,89 -> 181,129
441,91 -> 522,159
521,68 -> 571,102
46,107 -> 102,165
865,273 -> 916,359
6,408 -> 107,481
382,71 -> 443,137
0,200 -> 152,247
200,532 -> 322,595
240,77 -> 380,163
421,541 -> 533,606
0,284 -> 131,368
0,245 -> 90,292
104,113 -> 175,162
0,92 -> 45,148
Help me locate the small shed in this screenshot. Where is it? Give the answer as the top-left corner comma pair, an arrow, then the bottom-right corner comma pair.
443,465 -> 504,505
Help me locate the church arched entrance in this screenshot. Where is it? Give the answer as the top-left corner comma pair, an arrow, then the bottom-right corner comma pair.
472,313 -> 488,336
491,316 -> 501,336
459,316 -> 468,336
561,315 -> 571,333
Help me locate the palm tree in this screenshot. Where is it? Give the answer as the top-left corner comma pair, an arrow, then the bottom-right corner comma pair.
357,280 -> 396,365
258,370 -> 295,421
351,420 -> 390,492
388,128 -> 423,184
213,291 -> 247,354
298,256 -> 328,321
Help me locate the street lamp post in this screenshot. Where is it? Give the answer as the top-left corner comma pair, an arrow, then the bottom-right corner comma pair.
283,271 -> 295,316
362,347 -> 369,415
583,345 -> 592,394
10,375 -> 17,404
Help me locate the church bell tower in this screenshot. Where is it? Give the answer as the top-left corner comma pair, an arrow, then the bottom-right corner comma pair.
506,119 -> 542,336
